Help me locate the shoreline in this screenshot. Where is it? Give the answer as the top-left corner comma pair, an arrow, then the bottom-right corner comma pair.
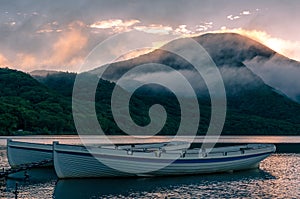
1,135 -> 300,153
1,135 -> 300,142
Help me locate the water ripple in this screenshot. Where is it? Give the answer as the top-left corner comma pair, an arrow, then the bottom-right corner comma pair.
1,151 -> 299,198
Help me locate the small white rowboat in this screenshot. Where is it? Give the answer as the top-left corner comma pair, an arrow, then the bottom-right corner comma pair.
53,142 -> 276,179
7,139 -> 53,168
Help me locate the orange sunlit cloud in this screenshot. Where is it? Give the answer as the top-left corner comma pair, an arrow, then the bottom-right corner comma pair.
90,19 -> 140,33
0,53 -> 38,72
227,10 -> 253,21
2,17 -> 300,72
1,27 -> 89,72
133,23 -> 213,37
0,53 -> 10,66
227,15 -> 240,21
174,25 -> 193,35
241,11 -> 251,15
134,24 -> 173,35
46,29 -> 87,67
16,53 -> 37,70
36,21 -> 62,34
115,48 -> 155,62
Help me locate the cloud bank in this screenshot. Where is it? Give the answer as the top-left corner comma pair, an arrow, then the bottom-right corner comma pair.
1,0 -> 300,74
245,55 -> 300,102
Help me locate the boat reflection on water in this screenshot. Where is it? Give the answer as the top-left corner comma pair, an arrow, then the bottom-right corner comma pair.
4,168 -> 57,190
53,169 -> 275,199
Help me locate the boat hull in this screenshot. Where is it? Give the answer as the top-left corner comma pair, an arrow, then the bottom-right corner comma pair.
53,143 -> 275,179
7,139 -> 53,168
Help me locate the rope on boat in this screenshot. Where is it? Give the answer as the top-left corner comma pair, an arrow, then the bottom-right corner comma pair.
0,159 -> 52,179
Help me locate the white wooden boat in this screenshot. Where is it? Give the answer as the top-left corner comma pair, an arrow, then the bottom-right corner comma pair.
7,139 -> 53,168
53,142 -> 276,179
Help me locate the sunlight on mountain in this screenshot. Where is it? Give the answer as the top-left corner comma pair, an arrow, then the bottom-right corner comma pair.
213,28 -> 300,61
115,48 -> 155,62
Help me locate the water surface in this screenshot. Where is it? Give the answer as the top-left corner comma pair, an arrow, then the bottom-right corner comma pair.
0,136 -> 299,198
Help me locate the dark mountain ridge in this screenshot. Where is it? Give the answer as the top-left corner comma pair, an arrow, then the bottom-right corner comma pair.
88,33 -> 300,126
1,33 -> 300,135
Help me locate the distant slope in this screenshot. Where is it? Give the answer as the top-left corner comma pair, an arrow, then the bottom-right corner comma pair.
85,33 -> 300,135
35,72 -> 300,135
30,70 -> 62,77
94,33 -> 300,102
2,33 -> 300,135
31,71 -> 77,97
0,68 -> 75,135
196,33 -> 300,102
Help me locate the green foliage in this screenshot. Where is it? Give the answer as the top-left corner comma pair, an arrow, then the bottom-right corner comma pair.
0,68 -> 75,135
0,67 -> 300,136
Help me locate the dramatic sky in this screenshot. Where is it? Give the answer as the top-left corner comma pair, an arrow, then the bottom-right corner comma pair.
0,0 -> 300,72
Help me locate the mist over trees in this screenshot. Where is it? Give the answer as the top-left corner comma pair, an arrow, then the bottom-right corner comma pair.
0,66 -> 299,136
1,33 -> 300,136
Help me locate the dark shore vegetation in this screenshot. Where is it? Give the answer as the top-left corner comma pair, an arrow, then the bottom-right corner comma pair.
0,68 -> 300,136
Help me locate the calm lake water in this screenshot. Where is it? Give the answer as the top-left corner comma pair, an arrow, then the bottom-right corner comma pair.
0,136 -> 300,198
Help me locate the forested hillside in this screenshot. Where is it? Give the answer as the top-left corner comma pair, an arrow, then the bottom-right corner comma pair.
0,68 -> 75,135
1,33 -> 300,136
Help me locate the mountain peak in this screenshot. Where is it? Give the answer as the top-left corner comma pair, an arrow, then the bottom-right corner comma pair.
194,33 -> 276,66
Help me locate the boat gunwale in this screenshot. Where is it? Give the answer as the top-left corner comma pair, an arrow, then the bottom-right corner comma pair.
53,143 -> 275,164
7,139 -> 53,152
7,139 -> 53,147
